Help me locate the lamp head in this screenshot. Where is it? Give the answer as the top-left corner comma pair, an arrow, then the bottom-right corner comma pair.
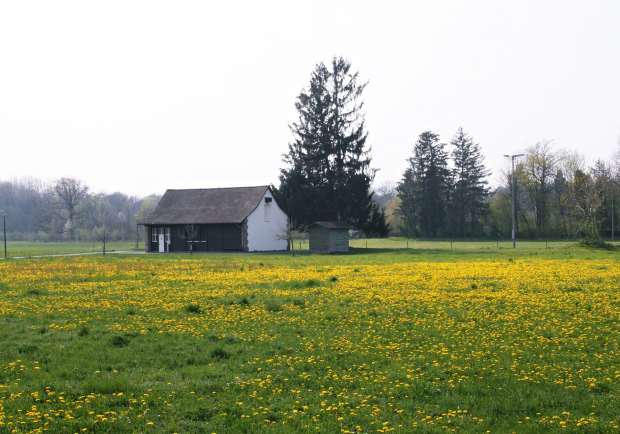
503,155 -> 510,157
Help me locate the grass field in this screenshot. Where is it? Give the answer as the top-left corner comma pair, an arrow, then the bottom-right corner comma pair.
1,244 -> 620,433
3,238 -> 618,258
1,242 -> 139,258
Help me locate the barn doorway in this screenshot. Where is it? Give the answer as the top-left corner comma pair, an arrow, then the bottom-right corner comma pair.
158,233 -> 165,252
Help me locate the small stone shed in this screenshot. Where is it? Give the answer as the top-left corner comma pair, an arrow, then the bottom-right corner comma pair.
308,221 -> 356,254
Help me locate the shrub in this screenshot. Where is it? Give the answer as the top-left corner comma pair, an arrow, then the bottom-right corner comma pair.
110,335 -> 130,347
81,377 -> 129,395
287,279 -> 321,289
265,301 -> 282,312
185,303 -> 202,314
238,297 -> 251,306
580,239 -> 617,250
18,344 -> 38,354
77,325 -> 89,337
210,348 -> 230,360
184,407 -> 215,422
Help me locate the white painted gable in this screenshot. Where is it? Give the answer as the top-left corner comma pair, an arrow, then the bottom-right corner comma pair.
246,189 -> 288,252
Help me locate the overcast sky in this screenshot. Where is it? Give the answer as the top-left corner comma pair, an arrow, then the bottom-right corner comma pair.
1,1 -> 619,197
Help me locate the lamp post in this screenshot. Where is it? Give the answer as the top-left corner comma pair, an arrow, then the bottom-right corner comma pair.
1,210 -> 6,259
135,214 -> 139,250
503,154 -> 524,248
612,179 -> 617,242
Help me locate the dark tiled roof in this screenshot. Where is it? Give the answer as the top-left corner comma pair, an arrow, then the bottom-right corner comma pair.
138,186 -> 270,225
311,221 -> 357,229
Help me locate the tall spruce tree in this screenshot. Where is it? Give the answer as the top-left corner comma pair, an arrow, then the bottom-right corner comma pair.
397,131 -> 450,237
448,128 -> 490,236
275,56 -> 388,236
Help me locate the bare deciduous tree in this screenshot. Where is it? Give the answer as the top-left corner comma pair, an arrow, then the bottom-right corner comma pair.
93,226 -> 109,255
521,140 -> 565,236
272,220 -> 307,256
555,150 -> 588,236
568,166 -> 606,241
178,224 -> 199,254
53,177 -> 89,240
373,181 -> 397,207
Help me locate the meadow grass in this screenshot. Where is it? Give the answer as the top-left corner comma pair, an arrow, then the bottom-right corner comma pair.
273,238 -> 591,253
2,241 -> 139,258
1,245 -> 620,433
3,237 -> 616,260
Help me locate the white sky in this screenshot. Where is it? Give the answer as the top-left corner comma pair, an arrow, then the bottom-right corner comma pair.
1,1 -> 619,197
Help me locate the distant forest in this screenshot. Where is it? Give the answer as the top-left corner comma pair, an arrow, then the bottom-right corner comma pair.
0,177 -> 160,242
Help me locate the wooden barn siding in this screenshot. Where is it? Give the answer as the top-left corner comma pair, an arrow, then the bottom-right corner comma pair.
145,224 -> 243,252
145,227 -> 151,252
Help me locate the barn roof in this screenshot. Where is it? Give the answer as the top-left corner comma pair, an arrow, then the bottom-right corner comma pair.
310,221 -> 357,229
138,186 -> 271,225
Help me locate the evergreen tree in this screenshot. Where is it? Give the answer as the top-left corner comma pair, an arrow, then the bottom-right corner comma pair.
275,56 -> 388,236
364,201 -> 390,237
448,128 -> 490,237
397,131 -> 450,237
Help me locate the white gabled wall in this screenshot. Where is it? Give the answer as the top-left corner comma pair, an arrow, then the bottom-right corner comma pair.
246,189 -> 289,252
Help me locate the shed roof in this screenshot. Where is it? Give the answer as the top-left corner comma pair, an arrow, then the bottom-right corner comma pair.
310,221 -> 357,230
138,186 -> 271,225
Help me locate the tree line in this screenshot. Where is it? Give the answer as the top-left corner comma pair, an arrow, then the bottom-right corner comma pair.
274,56 -> 619,241
376,138 -> 619,240
0,177 -> 160,242
489,142 -> 618,240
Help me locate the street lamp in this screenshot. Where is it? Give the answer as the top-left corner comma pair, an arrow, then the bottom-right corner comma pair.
612,179 -> 617,242
503,154 -> 524,248
1,210 -> 6,259
135,214 -> 139,250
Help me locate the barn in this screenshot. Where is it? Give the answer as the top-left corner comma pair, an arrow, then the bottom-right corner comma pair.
138,186 -> 288,253
308,221 -> 356,254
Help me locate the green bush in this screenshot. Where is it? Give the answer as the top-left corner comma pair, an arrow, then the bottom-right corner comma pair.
185,303 -> 202,314
210,348 -> 230,360
110,335 -> 130,347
